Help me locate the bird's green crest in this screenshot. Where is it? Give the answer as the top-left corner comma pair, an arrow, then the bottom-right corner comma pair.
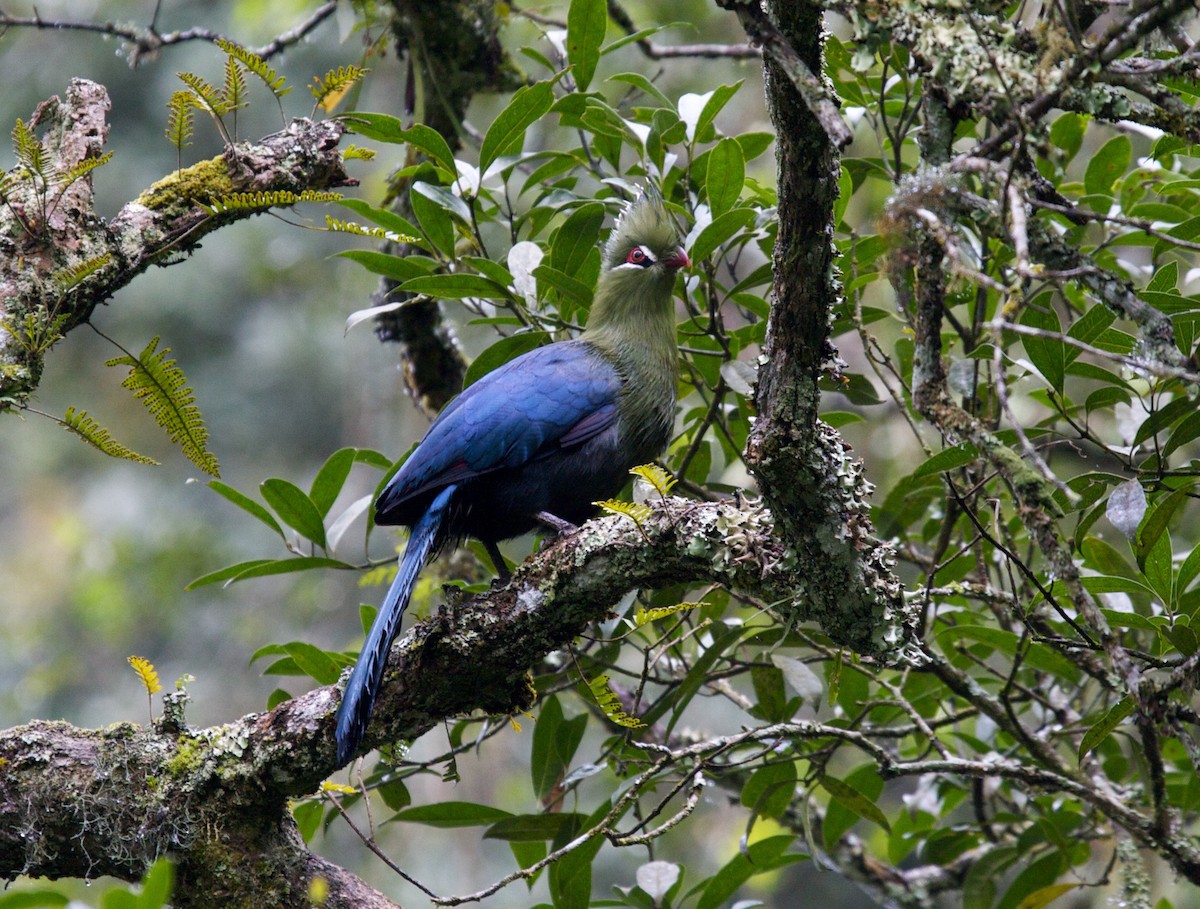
603,188 -> 680,269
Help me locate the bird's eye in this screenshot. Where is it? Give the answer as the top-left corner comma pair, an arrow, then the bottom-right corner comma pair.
625,246 -> 651,266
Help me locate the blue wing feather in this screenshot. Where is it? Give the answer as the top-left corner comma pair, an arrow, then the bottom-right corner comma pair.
376,340 -> 619,521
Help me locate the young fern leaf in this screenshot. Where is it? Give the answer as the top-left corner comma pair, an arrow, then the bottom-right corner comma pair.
594,499 -> 653,542
62,406 -> 159,466
634,601 -> 704,626
127,656 -> 163,695
11,118 -> 46,179
341,144 -> 376,161
3,311 -> 68,356
198,189 -> 344,215
630,463 -> 677,499
105,337 -> 220,477
177,72 -> 232,143
165,91 -> 196,165
324,215 -> 415,245
55,151 -> 113,190
177,72 -> 231,116
309,66 -> 367,113
586,674 -> 645,728
215,39 -> 291,99
222,56 -> 249,113
128,655 -> 162,725
50,253 -> 112,293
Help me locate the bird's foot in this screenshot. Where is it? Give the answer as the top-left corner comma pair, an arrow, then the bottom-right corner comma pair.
535,511 -> 578,536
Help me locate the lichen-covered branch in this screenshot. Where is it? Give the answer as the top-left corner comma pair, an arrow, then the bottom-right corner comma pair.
0,79 -> 354,411
743,0 -> 912,660
832,0 -> 1200,149
0,494 -> 895,902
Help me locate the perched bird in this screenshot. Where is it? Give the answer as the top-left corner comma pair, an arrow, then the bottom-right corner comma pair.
334,191 -> 689,764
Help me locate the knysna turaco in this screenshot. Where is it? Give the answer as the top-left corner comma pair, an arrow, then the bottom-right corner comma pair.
335,190 -> 689,764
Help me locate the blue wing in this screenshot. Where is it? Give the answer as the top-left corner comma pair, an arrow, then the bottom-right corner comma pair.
376,339 -> 619,523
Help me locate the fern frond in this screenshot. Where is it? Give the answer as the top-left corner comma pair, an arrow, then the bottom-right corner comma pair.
630,463 -> 677,499
594,498 -> 653,542
177,71 -> 232,117
198,189 -> 344,215
324,215 -> 415,245
215,39 -> 291,98
50,253 -> 112,293
2,310 -> 68,356
587,674 -> 645,728
165,91 -> 196,157
634,601 -> 703,627
341,144 -> 376,161
127,655 -> 164,695
0,169 -> 18,199
62,406 -> 159,465
309,66 -> 367,111
222,57 -> 250,112
105,337 -> 220,476
11,118 -> 45,178
53,151 -> 113,191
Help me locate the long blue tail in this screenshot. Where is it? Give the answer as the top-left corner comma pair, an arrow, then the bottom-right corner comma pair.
334,484 -> 456,765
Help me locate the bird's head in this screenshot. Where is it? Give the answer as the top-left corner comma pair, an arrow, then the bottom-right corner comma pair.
601,190 -> 690,292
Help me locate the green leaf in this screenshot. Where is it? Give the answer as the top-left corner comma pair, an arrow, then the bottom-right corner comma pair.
911,443 -> 980,479
187,556 -> 353,589
337,250 -> 434,282
480,81 -> 555,173
1134,485 -> 1189,571
261,478 -> 327,548
549,202 -> 605,277
532,265 -> 593,308
705,137 -> 745,216
485,812 -> 585,841
410,182 -> 457,256
1015,883 -> 1083,909
208,480 -> 284,539
464,332 -> 549,388
0,892 -> 70,908
963,846 -> 1018,908
1078,695 -> 1134,760
695,835 -> 801,909
531,695 -> 588,801
548,802 -> 607,909
685,81 -> 742,144
566,0 -> 606,91
277,641 -> 342,685
1048,113 -> 1084,163
1084,135 -> 1131,196
997,852 -> 1067,909
343,112 -> 407,143
400,273 -> 511,300
1163,410 -> 1200,458
607,71 -> 672,108
741,761 -> 797,820
821,773 -> 891,838
1064,305 -> 1115,362
310,448 -> 357,518
390,801 -> 514,827
689,208 -> 755,263
1021,303 -> 1065,393
292,799 -> 324,844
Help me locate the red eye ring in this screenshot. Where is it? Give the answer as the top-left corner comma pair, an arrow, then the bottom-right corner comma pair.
625,247 -> 648,264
